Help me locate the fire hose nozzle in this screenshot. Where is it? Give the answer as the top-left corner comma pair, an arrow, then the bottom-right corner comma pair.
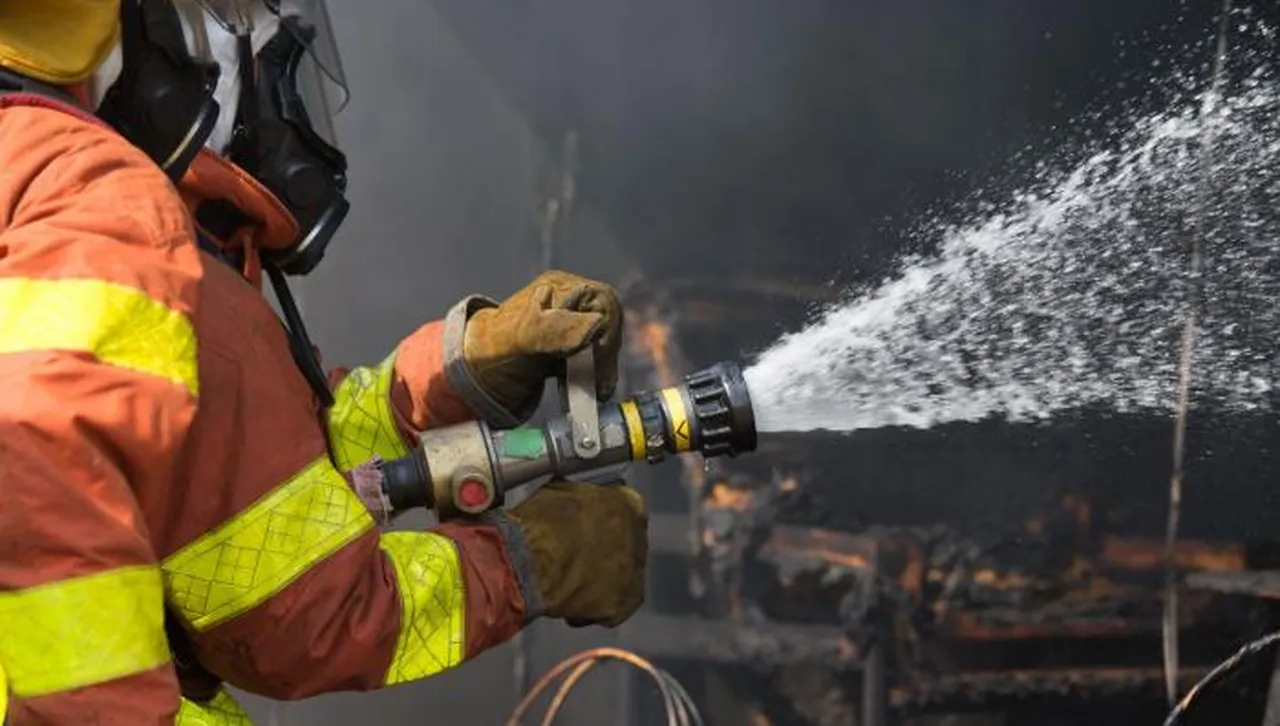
375,358 -> 757,521
621,359 -> 757,463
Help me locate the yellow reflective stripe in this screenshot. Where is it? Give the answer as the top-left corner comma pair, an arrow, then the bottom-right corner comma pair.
327,353 -> 411,471
659,387 -> 693,453
177,690 -> 255,726
0,277 -> 198,396
0,566 -> 169,698
163,457 -> 374,631
380,532 -> 465,685
0,662 -> 8,722
619,400 -> 646,461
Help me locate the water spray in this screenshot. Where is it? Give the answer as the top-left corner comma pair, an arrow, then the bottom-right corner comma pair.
371,351 -> 757,520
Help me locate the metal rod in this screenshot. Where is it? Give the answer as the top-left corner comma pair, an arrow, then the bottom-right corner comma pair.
1162,0 -> 1232,706
861,642 -> 886,726
514,128 -> 582,712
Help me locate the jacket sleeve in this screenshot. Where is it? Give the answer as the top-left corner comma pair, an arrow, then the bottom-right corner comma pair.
169,445 -> 537,699
0,102 -> 202,724
163,318 -> 535,699
323,294 -> 517,472
324,317 -> 477,475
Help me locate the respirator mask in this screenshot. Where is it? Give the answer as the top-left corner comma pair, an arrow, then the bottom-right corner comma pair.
97,0 -> 350,277
94,1 -> 349,407
199,0 -> 350,276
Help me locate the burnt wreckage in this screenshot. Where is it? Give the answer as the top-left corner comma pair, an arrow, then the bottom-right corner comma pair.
613,277 -> 1280,726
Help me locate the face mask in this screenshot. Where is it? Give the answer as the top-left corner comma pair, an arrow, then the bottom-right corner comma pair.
199,0 -> 350,276
223,11 -> 350,276
94,0 -> 222,181
95,1 -> 349,276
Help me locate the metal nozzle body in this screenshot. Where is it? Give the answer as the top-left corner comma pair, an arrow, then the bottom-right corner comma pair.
377,360 -> 757,519
619,360 -> 757,463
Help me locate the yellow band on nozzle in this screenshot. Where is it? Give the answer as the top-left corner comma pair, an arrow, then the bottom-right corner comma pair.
619,400 -> 646,461
660,387 -> 693,453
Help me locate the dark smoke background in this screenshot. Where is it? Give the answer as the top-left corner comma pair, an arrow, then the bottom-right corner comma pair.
237,1 -> 1280,723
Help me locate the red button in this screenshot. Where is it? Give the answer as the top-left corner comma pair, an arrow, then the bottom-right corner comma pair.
457,478 -> 491,511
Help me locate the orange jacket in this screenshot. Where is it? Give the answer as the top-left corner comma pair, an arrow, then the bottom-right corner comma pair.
0,95 -> 528,725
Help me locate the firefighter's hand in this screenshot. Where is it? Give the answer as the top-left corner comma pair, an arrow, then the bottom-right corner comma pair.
462,270 -> 623,424
504,479 -> 647,628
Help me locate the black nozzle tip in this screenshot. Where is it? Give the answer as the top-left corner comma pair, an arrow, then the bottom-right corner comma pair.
684,360 -> 757,458
716,360 -> 758,456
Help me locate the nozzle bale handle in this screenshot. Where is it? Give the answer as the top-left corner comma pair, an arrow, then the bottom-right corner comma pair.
561,348 -> 602,461
376,360 -> 758,521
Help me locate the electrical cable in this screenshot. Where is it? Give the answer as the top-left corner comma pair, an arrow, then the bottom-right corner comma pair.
661,669 -> 705,726
507,646 -> 703,726
1163,629 -> 1280,726
539,659 -> 605,726
516,647 -> 681,726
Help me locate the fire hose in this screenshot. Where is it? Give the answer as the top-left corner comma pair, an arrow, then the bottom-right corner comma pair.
366,350 -> 758,521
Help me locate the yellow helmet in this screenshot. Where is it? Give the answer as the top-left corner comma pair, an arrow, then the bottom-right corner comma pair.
0,0 -> 121,85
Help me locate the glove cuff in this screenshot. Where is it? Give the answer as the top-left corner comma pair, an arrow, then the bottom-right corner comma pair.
481,509 -> 546,623
442,294 -> 532,428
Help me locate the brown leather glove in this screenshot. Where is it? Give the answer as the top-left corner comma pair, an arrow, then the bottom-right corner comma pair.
499,480 -> 647,628
455,270 -> 623,426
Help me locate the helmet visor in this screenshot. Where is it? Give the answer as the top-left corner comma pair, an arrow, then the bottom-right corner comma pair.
275,0 -> 348,113
194,0 -> 349,133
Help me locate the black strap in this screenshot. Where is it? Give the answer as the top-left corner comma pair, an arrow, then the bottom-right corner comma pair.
194,228 -> 232,263
115,0 -> 144,82
267,264 -> 336,408
164,609 -> 222,704
195,199 -> 253,245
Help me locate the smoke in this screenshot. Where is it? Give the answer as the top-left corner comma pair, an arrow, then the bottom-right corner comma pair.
431,0 -> 1230,287
277,1 -> 1280,724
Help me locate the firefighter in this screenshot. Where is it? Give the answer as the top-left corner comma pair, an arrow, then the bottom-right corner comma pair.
0,1 -> 647,724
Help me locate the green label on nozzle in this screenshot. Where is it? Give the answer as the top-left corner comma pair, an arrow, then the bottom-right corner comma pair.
501,428 -> 547,460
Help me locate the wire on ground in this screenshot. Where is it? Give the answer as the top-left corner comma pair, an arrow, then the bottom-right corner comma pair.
506,647 -> 704,726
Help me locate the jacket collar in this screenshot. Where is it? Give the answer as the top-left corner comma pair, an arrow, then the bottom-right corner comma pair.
178,149 -> 300,288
